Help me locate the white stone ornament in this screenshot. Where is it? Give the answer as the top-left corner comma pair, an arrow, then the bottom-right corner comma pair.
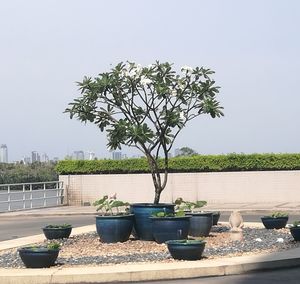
229,211 -> 244,232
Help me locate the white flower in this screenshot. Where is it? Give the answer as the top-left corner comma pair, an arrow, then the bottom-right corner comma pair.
179,112 -> 185,120
181,65 -> 193,73
277,238 -> 284,243
255,238 -> 262,242
140,76 -> 152,86
171,89 -> 177,96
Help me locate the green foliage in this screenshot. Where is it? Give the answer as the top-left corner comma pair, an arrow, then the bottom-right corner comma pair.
0,162 -> 58,184
45,224 -> 72,229
47,242 -> 61,250
93,194 -> 129,215
152,210 -> 186,217
56,153 -> 300,175
176,147 -> 198,157
174,198 -> 207,211
270,211 -> 289,218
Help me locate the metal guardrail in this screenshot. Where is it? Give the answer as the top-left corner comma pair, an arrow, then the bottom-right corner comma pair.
0,181 -> 64,212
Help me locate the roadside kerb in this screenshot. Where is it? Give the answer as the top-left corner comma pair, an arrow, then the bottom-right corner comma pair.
1,223 -> 300,283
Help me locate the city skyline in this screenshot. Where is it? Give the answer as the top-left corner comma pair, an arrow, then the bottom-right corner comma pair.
1,1 -> 299,161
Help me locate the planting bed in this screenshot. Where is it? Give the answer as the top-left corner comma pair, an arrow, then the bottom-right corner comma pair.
0,225 -> 299,268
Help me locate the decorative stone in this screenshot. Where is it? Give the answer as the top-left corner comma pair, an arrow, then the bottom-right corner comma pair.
229,211 -> 244,232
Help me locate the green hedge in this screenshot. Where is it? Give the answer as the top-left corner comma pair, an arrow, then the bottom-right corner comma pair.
55,153 -> 300,175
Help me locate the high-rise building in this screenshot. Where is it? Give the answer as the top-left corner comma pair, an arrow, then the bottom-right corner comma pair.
31,151 -> 40,163
41,153 -> 49,163
73,150 -> 85,160
0,144 -> 8,163
112,151 -> 122,160
23,156 -> 31,164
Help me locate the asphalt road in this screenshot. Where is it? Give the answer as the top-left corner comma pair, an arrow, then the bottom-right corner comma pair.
113,267 -> 300,284
1,213 -> 300,241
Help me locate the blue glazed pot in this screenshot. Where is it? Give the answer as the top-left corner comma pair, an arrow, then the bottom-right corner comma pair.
166,239 -> 206,260
150,216 -> 191,244
261,216 -> 288,229
212,211 -> 221,225
18,247 -> 59,268
95,214 -> 134,243
130,203 -> 175,241
186,212 -> 213,237
290,227 -> 300,241
42,226 -> 72,240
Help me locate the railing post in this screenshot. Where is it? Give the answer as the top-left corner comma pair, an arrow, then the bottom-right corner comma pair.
43,183 -> 46,207
56,182 -> 59,205
23,184 -> 26,209
7,185 -> 11,211
30,184 -> 33,209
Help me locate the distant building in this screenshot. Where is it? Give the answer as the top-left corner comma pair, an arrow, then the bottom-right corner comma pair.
52,157 -> 59,163
73,150 -> 85,160
31,151 -> 40,163
112,151 -> 122,160
88,151 -> 95,160
174,148 -> 182,157
23,156 -> 31,164
41,153 -> 49,163
0,144 -> 8,163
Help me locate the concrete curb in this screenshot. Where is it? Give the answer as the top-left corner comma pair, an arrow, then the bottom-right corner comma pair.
1,248 -> 300,284
1,223 -> 300,283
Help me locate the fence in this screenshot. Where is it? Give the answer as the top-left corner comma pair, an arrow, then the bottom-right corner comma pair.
0,181 -> 64,212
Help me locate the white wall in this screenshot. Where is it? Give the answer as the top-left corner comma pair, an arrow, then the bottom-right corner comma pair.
59,170 -> 300,205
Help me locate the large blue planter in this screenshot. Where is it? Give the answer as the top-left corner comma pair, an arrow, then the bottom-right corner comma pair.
187,212 -> 213,237
290,227 -> 300,241
42,226 -> 72,240
130,203 -> 175,241
95,214 -> 134,243
150,216 -> 191,243
261,216 -> 288,229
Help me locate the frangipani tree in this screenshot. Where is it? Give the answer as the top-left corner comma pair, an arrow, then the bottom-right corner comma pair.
65,61 -> 224,204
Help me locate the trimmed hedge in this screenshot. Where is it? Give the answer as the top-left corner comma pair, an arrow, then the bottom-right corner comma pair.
55,153 -> 300,175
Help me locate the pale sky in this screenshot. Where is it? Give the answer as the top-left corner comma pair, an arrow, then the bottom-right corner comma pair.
1,0 -> 299,161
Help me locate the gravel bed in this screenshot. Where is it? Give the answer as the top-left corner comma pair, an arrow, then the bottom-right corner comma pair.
1,225 -> 300,268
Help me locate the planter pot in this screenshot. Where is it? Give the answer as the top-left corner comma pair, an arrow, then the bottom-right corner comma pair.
42,226 -> 72,240
212,211 -> 221,225
261,216 -> 288,229
95,214 -> 134,243
130,203 -> 175,241
166,239 -> 206,260
290,227 -> 300,241
150,216 -> 191,244
187,212 -> 213,237
18,247 -> 59,268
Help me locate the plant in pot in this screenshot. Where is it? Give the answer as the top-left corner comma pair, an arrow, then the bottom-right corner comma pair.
261,211 -> 289,229
289,221 -> 300,241
93,194 -> 134,243
65,61 -> 223,240
42,223 -> 72,240
166,239 -> 206,260
149,210 -> 191,243
175,198 -> 212,237
18,241 -> 60,268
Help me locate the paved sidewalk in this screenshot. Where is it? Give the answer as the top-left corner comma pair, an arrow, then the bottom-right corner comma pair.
1,202 -> 300,218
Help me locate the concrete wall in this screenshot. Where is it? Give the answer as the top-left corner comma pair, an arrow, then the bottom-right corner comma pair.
59,170 -> 300,205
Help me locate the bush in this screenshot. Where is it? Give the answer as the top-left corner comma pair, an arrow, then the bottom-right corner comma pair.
55,153 -> 300,175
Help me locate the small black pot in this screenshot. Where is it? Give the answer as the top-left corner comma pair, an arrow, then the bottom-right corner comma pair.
150,216 -> 190,244
290,227 -> 300,241
186,212 -> 213,237
42,226 -> 72,240
96,214 -> 134,243
130,203 -> 175,241
261,216 -> 288,229
18,247 -> 59,268
166,240 -> 206,260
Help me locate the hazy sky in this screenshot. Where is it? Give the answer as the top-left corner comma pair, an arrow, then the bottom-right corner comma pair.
1,0 -> 299,161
